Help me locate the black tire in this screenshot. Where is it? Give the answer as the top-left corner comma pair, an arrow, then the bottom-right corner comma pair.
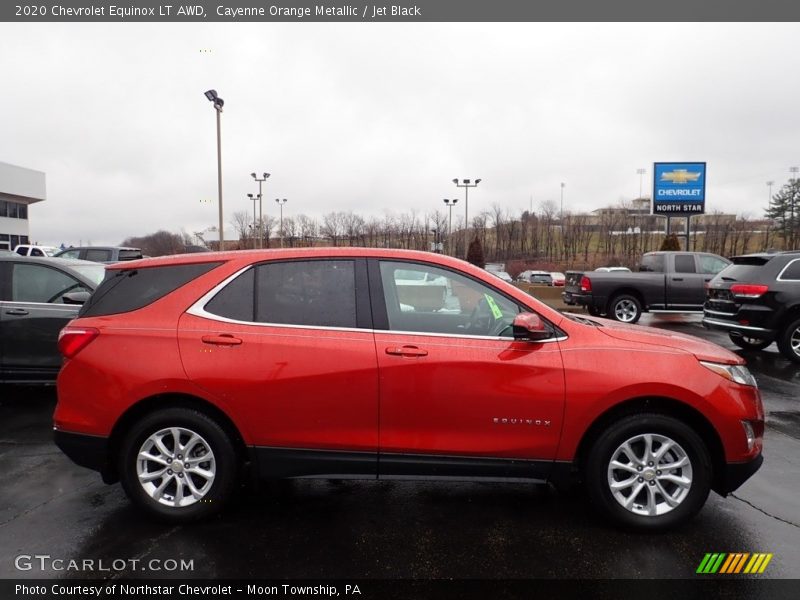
728,332 -> 771,351
584,413 -> 712,531
608,294 -> 642,324
118,407 -> 238,522
777,317 -> 800,364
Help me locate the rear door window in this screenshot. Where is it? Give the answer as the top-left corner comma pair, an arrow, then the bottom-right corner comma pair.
85,249 -> 112,262
779,259 -> 800,281
255,260 -> 357,328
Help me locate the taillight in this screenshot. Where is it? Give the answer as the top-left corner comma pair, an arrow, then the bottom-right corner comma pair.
580,276 -> 592,293
58,327 -> 99,358
730,284 -> 769,299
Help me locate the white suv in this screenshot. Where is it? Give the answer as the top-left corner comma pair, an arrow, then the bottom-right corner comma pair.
13,244 -> 59,257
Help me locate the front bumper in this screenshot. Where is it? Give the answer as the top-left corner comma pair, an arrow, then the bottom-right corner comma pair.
715,453 -> 764,496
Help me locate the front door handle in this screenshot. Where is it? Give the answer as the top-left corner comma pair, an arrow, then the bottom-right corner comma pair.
201,334 -> 242,346
5,308 -> 29,316
385,345 -> 428,357
671,278 -> 684,282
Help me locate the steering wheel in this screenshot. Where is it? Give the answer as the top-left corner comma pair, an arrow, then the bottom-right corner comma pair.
466,297 -> 497,336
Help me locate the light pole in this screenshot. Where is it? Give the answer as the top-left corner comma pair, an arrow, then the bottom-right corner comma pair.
560,182 -> 565,221
275,198 -> 287,248
443,198 -> 458,255
247,193 -> 260,249
636,168 -> 646,200
452,178 -> 481,260
204,90 -> 225,250
791,167 -> 799,247
251,172 -> 270,248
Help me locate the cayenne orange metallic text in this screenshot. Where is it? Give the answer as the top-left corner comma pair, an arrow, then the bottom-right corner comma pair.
53,248 -> 764,530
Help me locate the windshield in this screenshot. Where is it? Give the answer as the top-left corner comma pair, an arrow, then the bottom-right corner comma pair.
72,264 -> 107,287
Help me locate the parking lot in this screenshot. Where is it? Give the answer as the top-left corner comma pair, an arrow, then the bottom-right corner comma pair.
0,314 -> 798,581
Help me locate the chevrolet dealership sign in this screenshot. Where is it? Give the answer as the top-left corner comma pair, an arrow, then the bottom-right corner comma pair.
652,162 -> 706,215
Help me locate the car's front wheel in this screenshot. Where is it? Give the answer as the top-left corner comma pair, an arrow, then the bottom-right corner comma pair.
729,332 -> 772,351
585,413 -> 712,530
119,407 -> 238,521
777,317 -> 800,364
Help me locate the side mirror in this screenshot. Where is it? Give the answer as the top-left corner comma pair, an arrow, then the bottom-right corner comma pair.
512,312 -> 551,342
63,291 -> 91,305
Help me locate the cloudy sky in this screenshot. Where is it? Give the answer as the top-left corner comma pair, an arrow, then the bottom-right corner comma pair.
1,22 -> 799,246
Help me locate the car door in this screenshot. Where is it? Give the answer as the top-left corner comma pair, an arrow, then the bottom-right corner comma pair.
178,258 -> 379,478
371,259 -> 565,480
666,254 -> 707,308
0,261 -> 86,380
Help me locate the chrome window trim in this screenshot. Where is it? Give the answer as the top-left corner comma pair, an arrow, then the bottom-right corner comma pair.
776,258 -> 800,282
186,265 -> 566,344
0,300 -> 79,310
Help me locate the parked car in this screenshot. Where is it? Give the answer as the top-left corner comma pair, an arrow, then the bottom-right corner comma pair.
14,244 -> 59,257
0,255 -> 105,383
518,270 -> 554,285
54,246 -> 143,264
550,272 -> 566,287
563,252 -> 731,323
54,248 -> 763,530
594,266 -> 632,273
703,251 -> 800,362
490,270 -> 513,283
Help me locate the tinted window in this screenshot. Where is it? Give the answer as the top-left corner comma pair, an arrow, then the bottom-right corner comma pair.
780,259 -> 800,281
255,260 -> 356,328
640,254 -> 665,272
118,249 -> 144,260
379,261 -> 521,337
205,268 -> 255,322
80,262 -> 221,317
674,255 -> 696,274
12,264 -> 89,303
699,255 -> 730,275
85,249 -> 112,262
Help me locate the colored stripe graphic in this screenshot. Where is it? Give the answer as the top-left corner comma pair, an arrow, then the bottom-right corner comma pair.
699,553 -> 772,574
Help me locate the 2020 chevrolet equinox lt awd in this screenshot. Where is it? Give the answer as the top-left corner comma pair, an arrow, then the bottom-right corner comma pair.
54,248 -> 763,530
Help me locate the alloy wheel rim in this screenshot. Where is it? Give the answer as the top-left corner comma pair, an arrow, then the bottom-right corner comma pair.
136,427 -> 216,508
614,300 -> 638,322
607,433 -> 693,517
791,327 -> 800,355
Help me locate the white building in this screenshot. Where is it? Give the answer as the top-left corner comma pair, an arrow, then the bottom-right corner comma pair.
0,161 -> 46,250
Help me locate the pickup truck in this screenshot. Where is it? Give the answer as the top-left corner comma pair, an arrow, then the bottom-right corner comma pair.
563,251 -> 730,323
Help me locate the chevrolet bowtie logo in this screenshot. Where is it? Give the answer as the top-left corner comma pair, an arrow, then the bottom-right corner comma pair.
661,169 -> 702,184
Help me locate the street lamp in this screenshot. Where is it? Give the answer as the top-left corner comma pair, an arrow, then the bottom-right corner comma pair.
204,89 -> 225,250
452,178 -> 481,260
251,172 -> 270,248
247,193 -> 261,249
443,199 -> 458,255
275,198 -> 288,248
636,168 -> 646,200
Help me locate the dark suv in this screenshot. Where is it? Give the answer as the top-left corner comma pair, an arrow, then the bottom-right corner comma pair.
703,251 -> 800,362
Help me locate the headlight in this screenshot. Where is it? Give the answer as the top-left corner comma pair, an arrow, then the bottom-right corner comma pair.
700,361 -> 758,387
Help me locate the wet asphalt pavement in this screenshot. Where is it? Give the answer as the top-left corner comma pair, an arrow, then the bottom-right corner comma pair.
0,314 -> 798,581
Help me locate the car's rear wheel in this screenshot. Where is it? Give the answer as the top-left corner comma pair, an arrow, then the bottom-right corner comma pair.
728,332 -> 771,351
777,317 -> 800,364
585,413 -> 712,530
608,294 -> 642,324
119,407 -> 237,521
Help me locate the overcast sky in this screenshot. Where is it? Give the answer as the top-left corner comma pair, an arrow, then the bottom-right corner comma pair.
1,23 -> 799,246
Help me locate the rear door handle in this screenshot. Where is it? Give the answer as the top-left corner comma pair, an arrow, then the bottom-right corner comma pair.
671,278 -> 684,282
201,334 -> 242,346
5,308 -> 29,316
385,345 -> 428,357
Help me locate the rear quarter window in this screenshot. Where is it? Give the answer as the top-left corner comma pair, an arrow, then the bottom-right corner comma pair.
778,259 -> 800,281
80,262 -> 221,317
